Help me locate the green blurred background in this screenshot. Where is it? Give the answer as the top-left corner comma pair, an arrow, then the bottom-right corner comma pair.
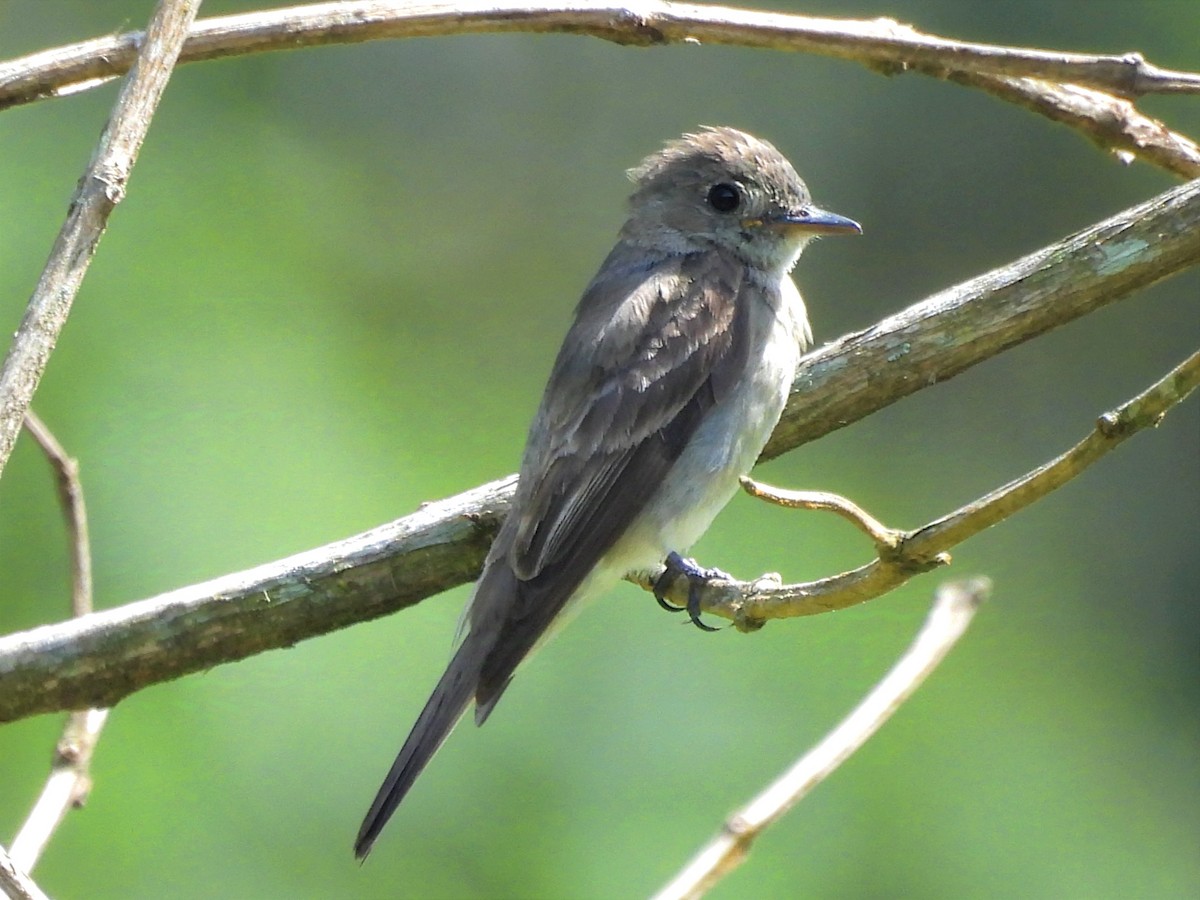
1,1 -> 1197,897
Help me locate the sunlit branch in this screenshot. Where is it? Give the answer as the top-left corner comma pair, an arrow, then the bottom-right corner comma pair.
0,3 -> 1197,178
0,180 -> 1196,724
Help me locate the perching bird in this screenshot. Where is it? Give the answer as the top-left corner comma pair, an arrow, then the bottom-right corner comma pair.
355,127 -> 860,857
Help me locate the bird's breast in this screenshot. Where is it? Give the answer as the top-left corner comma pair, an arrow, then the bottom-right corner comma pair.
613,280 -> 807,570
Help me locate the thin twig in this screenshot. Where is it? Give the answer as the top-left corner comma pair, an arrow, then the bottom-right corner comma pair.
648,350 -> 1200,627
0,2 -> 1197,179
0,177 -> 1196,723
651,577 -> 991,900
0,0 -> 202,481
733,487 -> 904,550
0,845 -> 50,900
9,413 -> 108,874
19,412 -> 92,617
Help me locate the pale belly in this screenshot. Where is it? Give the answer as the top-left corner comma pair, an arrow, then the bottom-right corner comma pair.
604,300 -> 803,578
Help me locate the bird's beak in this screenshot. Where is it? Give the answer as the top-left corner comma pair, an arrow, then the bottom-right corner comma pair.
746,207 -> 862,236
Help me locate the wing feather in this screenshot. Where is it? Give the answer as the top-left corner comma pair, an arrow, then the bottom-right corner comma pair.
474,247 -> 756,703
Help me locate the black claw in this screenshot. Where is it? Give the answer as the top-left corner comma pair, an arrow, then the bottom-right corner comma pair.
686,580 -> 720,632
654,551 -> 723,631
653,557 -> 686,612
655,592 -> 685,613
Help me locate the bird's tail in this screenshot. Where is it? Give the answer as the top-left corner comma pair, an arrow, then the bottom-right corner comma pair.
354,636 -> 480,859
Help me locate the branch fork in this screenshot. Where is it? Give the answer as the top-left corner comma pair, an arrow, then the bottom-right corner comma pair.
637,349 -> 1200,633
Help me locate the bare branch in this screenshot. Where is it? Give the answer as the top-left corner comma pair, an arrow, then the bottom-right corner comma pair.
0,846 -> 50,900
9,414 -> 108,873
20,413 -> 92,618
652,578 -> 991,900
0,3 -> 1197,178
5,1 -> 1199,106
0,0 -> 202,481
0,177 -> 1196,724
647,350 -> 1199,627
0,476 -> 512,722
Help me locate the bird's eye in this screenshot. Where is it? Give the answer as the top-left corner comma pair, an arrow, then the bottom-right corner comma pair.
706,183 -> 742,213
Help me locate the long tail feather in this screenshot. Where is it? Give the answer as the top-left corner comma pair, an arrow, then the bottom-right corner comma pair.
354,637 -> 479,859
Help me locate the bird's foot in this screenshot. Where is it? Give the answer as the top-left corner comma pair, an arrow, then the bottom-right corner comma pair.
652,551 -> 729,632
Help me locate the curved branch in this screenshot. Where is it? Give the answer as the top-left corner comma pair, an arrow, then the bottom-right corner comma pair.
0,176 -> 1197,724
651,349 -> 1196,629
6,1 -> 1200,103
0,3 -> 1197,178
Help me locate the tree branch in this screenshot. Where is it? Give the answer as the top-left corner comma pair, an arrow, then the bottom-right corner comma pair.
0,0 -> 202,481
0,2 -> 1197,179
0,476 -> 512,723
9,414 -> 107,873
649,349 -> 1195,628
0,847 -> 50,900
6,1 -> 1200,105
762,176 -> 1200,459
0,176 -> 1196,724
19,413 -> 92,619
949,72 -> 1200,180
652,578 -> 991,900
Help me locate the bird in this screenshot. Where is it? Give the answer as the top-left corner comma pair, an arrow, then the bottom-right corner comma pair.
355,126 -> 860,858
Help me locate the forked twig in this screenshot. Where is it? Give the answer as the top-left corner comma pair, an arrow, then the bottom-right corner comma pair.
950,71 -> 1200,179
644,351 -> 1200,628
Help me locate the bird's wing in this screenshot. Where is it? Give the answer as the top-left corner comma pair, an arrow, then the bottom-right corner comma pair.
356,249 -> 764,855
473,248 -> 756,707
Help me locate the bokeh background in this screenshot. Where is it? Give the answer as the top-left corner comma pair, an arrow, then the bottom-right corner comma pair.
1,1 -> 1197,897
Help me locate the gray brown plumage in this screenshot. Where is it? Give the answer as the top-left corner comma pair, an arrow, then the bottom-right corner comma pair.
355,127 -> 859,858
